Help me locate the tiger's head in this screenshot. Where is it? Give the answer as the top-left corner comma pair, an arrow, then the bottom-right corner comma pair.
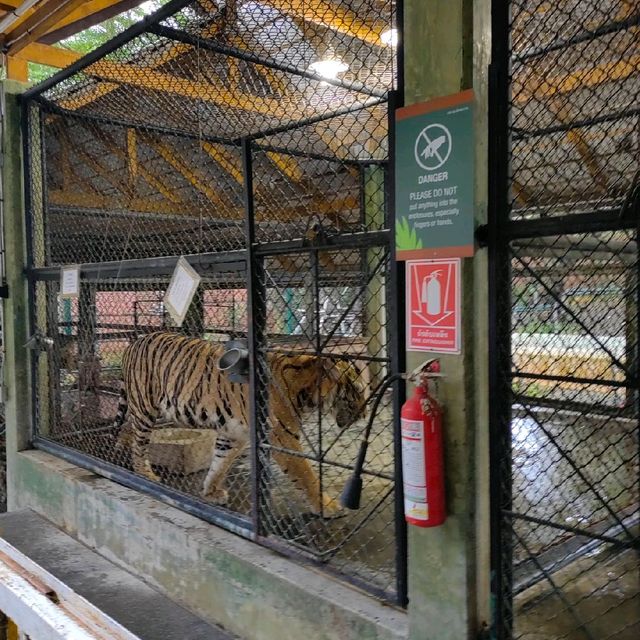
272,354 -> 367,428
320,358 -> 367,428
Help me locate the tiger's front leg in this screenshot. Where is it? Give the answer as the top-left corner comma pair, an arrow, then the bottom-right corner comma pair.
270,422 -> 340,516
130,413 -> 161,483
202,419 -> 249,504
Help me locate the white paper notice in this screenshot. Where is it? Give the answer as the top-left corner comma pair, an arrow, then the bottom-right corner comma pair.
60,266 -> 80,299
164,256 -> 201,327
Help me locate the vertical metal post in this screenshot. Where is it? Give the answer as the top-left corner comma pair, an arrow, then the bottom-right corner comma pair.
387,88 -> 408,607
623,267 -> 638,414
21,99 -> 38,441
243,137 -> 267,536
488,1 -> 514,637
311,248 -> 323,513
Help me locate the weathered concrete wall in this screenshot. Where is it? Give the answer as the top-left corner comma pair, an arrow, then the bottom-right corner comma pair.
2,81 -> 32,510
403,2 -> 491,639
12,450 -> 408,640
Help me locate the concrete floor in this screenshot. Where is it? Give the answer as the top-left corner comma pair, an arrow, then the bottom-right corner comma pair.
514,547 -> 639,640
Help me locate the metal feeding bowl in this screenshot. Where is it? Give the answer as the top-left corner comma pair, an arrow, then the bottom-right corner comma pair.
218,339 -> 249,384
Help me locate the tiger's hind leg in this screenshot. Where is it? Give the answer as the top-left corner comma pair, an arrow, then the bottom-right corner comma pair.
130,413 -> 161,483
202,419 -> 249,503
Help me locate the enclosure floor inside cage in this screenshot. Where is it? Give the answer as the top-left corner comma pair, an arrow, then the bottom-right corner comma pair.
511,409 -> 639,639
512,410 -> 638,554
513,547 -> 639,640
48,388 -> 397,594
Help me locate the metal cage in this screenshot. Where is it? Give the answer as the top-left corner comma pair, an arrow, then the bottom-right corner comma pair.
21,0 -> 406,604
490,1 -> 640,639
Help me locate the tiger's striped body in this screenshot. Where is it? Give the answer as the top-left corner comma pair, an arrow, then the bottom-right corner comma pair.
113,332 -> 366,513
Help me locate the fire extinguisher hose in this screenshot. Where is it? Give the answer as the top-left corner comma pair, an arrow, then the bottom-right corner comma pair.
339,373 -> 404,510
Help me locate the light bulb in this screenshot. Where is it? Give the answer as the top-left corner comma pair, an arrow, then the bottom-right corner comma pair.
381,28 -> 398,47
308,57 -> 349,80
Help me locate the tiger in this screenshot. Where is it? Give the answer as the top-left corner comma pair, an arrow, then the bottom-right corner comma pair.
112,331 -> 366,514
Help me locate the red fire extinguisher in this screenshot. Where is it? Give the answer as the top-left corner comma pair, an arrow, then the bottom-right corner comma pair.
401,370 -> 446,527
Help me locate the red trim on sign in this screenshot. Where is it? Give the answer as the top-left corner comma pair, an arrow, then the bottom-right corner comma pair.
396,89 -> 475,121
396,245 -> 474,261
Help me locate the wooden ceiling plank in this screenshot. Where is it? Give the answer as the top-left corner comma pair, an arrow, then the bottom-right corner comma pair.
6,0 -> 89,56
40,0 -> 147,45
266,151 -> 305,182
142,133 -> 230,209
264,0 -> 388,47
15,42 -> 81,68
201,141 -> 243,184
81,122 -> 183,205
5,55 -> 28,81
59,59 -> 307,120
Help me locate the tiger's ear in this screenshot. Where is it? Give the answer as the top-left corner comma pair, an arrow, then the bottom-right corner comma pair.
322,358 -> 346,383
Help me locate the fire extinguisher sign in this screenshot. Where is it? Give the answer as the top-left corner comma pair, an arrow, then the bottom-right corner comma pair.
406,258 -> 461,353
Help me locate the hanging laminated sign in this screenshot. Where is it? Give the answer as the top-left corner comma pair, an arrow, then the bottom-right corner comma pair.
406,258 -> 461,354
395,89 -> 475,260
164,256 -> 201,327
60,266 -> 80,299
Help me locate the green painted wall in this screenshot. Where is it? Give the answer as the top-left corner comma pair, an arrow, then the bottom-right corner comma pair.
402,2 -> 491,639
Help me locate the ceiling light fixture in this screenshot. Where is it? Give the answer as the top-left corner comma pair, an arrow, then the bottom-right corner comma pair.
308,56 -> 349,80
381,28 -> 399,47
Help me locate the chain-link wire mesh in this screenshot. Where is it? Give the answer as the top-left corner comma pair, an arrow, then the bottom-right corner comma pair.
23,0 -> 401,602
493,1 -> 639,638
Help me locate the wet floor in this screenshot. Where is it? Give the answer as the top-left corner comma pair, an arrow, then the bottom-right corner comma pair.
511,409 -> 639,639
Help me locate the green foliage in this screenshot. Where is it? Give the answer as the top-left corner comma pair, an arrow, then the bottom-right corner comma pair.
395,217 -> 423,251
28,0 -> 169,84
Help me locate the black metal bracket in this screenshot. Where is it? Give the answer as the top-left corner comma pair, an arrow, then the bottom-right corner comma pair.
475,224 -> 489,248
0,284 -> 8,299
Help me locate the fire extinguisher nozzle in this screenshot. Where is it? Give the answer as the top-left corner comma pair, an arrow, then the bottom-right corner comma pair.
339,474 -> 363,510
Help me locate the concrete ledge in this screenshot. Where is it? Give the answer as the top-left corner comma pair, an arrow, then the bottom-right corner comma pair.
11,450 -> 408,640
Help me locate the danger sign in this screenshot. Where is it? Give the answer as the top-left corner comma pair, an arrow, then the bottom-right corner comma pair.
406,258 -> 461,353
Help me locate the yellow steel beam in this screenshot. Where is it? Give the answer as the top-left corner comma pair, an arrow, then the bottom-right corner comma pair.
127,127 -> 138,180
201,141 -> 243,184
59,59 -> 307,121
15,42 -> 81,68
512,179 -> 534,207
49,189 -> 203,217
264,0 -> 388,47
81,122 -> 182,204
44,0 -> 131,33
5,55 -> 28,81
61,130 -> 72,190
61,125 -> 135,199
142,134 -> 230,208
5,0 -> 89,56
266,151 -> 305,182
61,116 -> 181,204
518,55 -> 640,101
522,70 -> 610,192
50,185 -> 358,222
52,20 -> 222,110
